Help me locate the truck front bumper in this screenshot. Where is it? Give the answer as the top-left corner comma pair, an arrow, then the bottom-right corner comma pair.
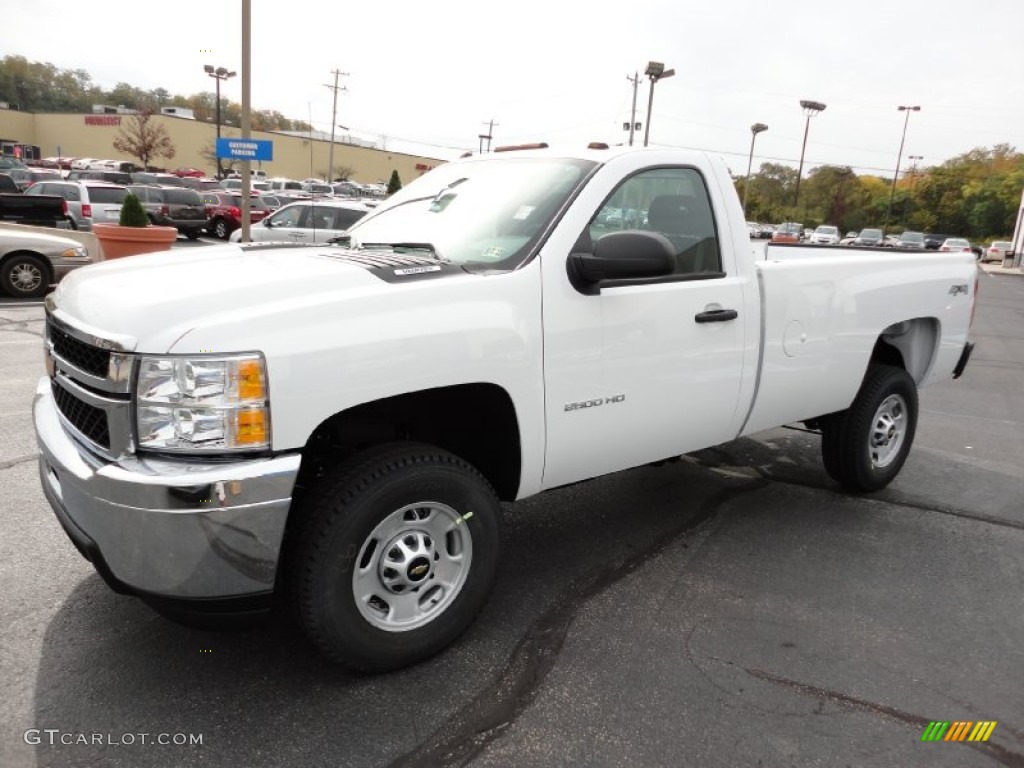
34,377 -> 301,603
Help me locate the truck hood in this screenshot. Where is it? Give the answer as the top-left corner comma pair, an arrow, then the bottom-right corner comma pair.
49,243 -> 409,352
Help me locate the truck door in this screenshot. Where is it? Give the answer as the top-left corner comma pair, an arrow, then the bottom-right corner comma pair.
541,164 -> 748,489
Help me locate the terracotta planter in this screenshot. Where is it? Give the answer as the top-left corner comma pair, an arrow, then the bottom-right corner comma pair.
93,223 -> 178,260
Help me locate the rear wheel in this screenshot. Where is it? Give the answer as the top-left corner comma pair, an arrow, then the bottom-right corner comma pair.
185,229 -> 201,240
1,253 -> 50,298
289,442 -> 501,671
820,365 -> 918,492
213,219 -> 229,239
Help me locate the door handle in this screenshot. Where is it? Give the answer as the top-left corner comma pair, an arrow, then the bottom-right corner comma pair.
694,308 -> 738,323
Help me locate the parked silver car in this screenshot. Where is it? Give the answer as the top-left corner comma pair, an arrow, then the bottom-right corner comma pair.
25,181 -> 129,231
229,199 -> 373,244
0,228 -> 91,298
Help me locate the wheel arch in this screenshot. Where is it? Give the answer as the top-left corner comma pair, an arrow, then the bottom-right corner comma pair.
871,317 -> 939,385
291,383 -> 522,505
1,249 -> 53,284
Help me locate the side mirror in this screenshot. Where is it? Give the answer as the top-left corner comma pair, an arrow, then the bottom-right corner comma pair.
263,218 -> 273,227
568,230 -> 675,294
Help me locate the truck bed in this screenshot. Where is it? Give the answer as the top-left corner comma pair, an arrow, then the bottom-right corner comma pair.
740,244 -> 976,435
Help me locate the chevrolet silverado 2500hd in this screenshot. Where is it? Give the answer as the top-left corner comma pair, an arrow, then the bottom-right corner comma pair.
34,146 -> 976,670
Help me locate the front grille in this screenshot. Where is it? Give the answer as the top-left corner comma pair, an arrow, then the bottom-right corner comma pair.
53,382 -> 111,449
48,321 -> 110,378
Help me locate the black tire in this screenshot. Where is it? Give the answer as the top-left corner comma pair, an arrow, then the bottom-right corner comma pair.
213,219 -> 229,239
65,216 -> 79,231
820,365 -> 918,492
289,442 -> 501,671
1,253 -> 51,299
185,229 -> 201,241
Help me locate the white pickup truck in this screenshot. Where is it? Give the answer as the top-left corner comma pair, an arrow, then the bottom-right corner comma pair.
34,145 -> 977,670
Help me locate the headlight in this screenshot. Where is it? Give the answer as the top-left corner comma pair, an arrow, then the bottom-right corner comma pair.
60,246 -> 88,258
135,353 -> 270,452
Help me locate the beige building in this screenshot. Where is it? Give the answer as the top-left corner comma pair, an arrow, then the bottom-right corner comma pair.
0,108 -> 445,184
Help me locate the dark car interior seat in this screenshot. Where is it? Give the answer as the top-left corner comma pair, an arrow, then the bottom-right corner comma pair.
646,194 -> 720,274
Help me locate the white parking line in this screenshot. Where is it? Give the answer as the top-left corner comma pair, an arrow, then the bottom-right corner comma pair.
0,339 -> 41,344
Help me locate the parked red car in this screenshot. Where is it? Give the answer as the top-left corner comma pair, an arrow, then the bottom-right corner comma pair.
199,191 -> 270,239
172,167 -> 205,178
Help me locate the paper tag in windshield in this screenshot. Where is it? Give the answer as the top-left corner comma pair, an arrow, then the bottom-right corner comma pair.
513,205 -> 535,220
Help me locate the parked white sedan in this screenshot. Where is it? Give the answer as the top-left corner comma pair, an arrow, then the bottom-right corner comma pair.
810,225 -> 841,245
229,200 -> 373,244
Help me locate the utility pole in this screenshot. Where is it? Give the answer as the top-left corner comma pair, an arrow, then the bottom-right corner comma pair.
324,69 -> 349,182
626,72 -> 641,146
479,118 -> 498,153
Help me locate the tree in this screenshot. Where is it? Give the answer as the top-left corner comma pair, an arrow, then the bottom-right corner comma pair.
112,111 -> 176,170
387,170 -> 402,195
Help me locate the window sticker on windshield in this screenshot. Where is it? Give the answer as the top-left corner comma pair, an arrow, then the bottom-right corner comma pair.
513,205 -> 535,220
482,246 -> 505,259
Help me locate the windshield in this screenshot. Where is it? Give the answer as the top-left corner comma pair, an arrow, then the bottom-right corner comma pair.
901,232 -> 924,242
343,157 -> 596,271
815,226 -> 838,235
859,229 -> 882,239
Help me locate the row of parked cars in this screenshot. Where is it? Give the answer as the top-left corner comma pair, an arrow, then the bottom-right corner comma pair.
751,220 -> 1013,261
15,172 -> 380,241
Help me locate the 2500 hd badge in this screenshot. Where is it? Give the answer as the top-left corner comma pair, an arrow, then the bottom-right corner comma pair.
565,394 -> 626,412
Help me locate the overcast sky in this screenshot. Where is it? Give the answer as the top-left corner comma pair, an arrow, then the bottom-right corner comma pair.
4,0 -> 1021,176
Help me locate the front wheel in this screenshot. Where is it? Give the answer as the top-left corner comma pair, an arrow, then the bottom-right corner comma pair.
213,219 -> 229,239
289,442 -> 501,671
820,365 -> 918,492
1,253 -> 50,298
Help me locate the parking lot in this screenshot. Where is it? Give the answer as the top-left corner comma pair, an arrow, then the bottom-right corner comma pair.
1,263 -> 1022,767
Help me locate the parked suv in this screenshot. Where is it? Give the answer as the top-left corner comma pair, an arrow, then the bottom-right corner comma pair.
897,231 -> 926,249
229,199 -> 372,243
128,185 -> 208,239
201,192 -> 270,239
130,172 -> 187,188
25,180 -> 128,230
853,228 -> 884,247
923,233 -> 950,250
65,169 -> 133,186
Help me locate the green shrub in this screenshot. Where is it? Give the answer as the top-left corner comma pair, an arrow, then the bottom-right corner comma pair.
387,170 -> 402,196
119,192 -> 149,227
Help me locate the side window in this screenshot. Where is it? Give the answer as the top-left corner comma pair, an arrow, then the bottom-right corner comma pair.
333,208 -> 366,230
270,206 -> 303,228
308,206 -> 337,230
587,167 -> 721,275
63,186 -> 81,202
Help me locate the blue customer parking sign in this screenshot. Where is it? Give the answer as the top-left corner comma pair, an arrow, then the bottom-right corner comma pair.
216,138 -> 273,161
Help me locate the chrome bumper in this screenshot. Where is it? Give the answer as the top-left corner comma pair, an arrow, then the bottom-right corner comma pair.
33,377 -> 300,600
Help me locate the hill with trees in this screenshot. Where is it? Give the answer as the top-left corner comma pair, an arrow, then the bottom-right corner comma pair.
0,55 -> 312,133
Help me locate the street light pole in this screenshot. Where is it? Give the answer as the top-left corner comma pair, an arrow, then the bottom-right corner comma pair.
642,61 -> 675,147
204,64 -> 236,179
794,100 -> 826,206
883,105 -> 921,234
743,122 -> 768,217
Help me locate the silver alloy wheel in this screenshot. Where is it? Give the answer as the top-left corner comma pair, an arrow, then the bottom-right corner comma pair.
353,502 -> 473,632
10,262 -> 43,293
869,394 -> 906,468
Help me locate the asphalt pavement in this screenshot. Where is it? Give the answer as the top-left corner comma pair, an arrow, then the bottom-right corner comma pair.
0,263 -> 1021,768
